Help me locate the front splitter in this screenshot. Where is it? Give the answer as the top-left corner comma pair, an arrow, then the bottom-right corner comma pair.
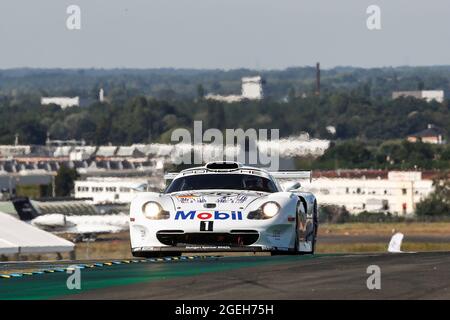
132,245 -> 269,253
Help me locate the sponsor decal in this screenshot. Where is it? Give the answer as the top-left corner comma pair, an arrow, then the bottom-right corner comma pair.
200,221 -> 214,231
272,230 -> 281,239
216,194 -> 248,204
176,195 -> 207,204
175,210 -> 243,220
186,246 -> 231,250
175,194 -> 247,204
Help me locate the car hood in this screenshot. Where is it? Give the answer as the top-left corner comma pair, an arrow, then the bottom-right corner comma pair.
168,190 -> 268,211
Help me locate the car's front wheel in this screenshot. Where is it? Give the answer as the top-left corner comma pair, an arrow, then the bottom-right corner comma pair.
271,201 -> 307,256
302,201 -> 318,254
296,201 -> 317,255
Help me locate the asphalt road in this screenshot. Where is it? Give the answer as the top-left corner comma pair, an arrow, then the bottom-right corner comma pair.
1,252 -> 450,299
318,234 -> 450,244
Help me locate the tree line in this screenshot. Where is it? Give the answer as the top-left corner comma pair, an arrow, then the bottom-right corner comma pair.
1,65 -> 450,101
296,140 -> 450,171
1,90 -> 449,146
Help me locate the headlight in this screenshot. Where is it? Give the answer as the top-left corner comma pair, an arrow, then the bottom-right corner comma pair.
142,202 -> 162,219
248,201 -> 280,219
262,202 -> 280,218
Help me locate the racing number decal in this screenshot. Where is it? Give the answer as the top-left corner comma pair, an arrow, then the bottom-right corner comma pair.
200,221 -> 213,231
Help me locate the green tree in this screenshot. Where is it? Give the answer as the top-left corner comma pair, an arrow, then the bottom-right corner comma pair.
55,165 -> 79,197
318,205 -> 350,223
287,87 -> 296,102
318,141 -> 373,168
416,174 -> 450,217
197,84 -> 205,99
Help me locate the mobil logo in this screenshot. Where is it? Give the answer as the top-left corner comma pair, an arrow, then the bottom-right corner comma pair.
175,210 -> 243,220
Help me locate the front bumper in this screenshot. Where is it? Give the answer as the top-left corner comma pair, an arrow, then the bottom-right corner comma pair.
130,212 -> 296,253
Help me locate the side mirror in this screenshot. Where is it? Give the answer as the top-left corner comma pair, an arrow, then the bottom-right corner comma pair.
286,182 -> 301,191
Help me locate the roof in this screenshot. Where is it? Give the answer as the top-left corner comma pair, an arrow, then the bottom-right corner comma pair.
313,170 -> 388,180
53,146 -> 73,157
309,169 -> 449,181
0,212 -> 74,254
409,126 -> 445,138
116,147 -> 144,157
96,146 -> 117,157
242,76 -> 262,82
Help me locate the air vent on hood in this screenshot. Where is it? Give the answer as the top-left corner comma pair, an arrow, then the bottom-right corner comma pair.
205,161 -> 241,170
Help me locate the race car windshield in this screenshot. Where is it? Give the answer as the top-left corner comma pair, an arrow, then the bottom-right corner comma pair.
165,174 -> 278,193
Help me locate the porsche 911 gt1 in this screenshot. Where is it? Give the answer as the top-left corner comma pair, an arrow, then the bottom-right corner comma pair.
129,161 -> 317,257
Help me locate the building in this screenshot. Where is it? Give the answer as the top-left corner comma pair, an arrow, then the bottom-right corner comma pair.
392,90 -> 444,103
74,177 -> 153,204
241,76 -> 263,100
0,145 -> 31,158
407,124 -> 446,144
205,76 -> 264,103
291,171 -> 434,216
203,94 -> 243,103
41,97 -> 80,109
69,148 -> 94,161
0,173 -> 53,199
95,146 -> 118,158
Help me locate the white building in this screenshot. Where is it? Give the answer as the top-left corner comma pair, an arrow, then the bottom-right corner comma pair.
41,97 -> 80,109
204,94 -> 243,103
205,75 -> 264,103
75,177 -> 152,204
69,149 -> 92,161
292,171 -> 433,216
0,145 -> 31,158
241,76 -> 263,100
392,90 -> 444,103
96,146 -> 118,158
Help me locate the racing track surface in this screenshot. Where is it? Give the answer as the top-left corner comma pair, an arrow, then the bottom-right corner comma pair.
1,252 -> 450,299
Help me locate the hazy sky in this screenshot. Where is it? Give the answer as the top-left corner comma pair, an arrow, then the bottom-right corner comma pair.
0,0 -> 449,69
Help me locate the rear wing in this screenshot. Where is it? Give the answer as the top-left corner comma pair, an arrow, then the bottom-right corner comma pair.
164,172 -> 180,181
269,171 -> 312,182
164,170 -> 313,182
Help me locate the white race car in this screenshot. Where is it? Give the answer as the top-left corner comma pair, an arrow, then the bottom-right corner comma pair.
129,162 -> 318,257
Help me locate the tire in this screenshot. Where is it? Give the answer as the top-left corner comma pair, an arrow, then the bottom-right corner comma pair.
288,202 -> 302,255
312,201 -> 318,253
271,201 -> 302,256
305,202 -> 318,255
299,201 -> 318,255
294,204 -> 300,254
271,200 -> 318,256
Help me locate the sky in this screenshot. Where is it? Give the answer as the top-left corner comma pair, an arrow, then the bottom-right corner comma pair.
0,0 -> 449,69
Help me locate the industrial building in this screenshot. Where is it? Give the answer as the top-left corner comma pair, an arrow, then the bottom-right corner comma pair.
392,90 -> 445,103
205,76 -> 264,103
296,171 -> 433,216
241,76 -> 264,100
41,97 -> 80,109
74,177 -> 155,204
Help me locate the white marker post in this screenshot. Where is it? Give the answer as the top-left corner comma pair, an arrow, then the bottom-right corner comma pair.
388,232 -> 404,253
